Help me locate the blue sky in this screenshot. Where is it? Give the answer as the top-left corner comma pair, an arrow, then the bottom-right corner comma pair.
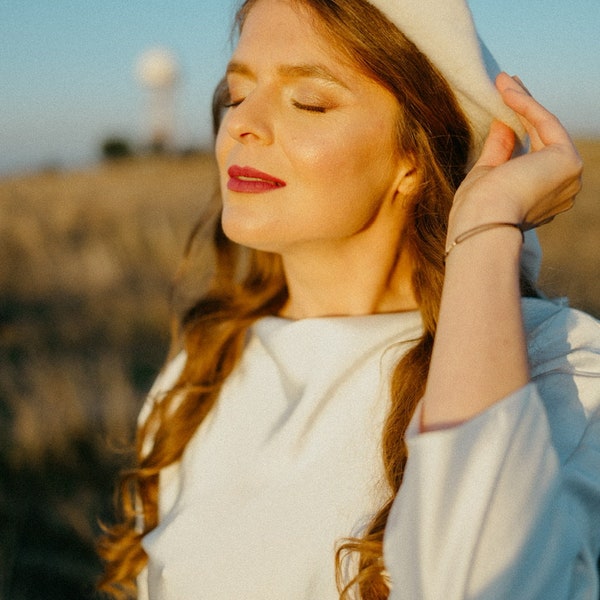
1,1 -> 599,175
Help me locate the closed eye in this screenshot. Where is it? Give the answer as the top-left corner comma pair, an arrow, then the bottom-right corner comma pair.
292,100 -> 327,113
223,98 -> 328,112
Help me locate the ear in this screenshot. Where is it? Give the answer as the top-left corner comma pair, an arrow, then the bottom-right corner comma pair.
394,158 -> 419,198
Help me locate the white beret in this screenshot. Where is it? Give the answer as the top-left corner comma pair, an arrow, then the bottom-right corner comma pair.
367,0 -> 540,281
367,0 -> 527,164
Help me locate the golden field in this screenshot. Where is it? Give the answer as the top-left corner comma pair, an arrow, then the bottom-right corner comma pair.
0,153 -> 220,599
0,141 -> 598,598
537,139 -> 600,317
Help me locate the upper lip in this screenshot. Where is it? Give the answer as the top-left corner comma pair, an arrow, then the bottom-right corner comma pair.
227,165 -> 286,187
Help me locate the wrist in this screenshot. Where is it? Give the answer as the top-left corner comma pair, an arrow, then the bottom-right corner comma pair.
448,192 -> 523,242
444,223 -> 524,267
445,222 -> 524,260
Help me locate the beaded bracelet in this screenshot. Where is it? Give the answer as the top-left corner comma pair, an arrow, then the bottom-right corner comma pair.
444,222 -> 525,260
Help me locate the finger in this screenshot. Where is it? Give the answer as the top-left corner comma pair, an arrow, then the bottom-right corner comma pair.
494,73 -> 544,149
506,75 -> 545,150
473,119 -> 515,169
495,73 -> 571,150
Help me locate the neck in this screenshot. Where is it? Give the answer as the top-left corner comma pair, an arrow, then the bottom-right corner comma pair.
279,238 -> 417,319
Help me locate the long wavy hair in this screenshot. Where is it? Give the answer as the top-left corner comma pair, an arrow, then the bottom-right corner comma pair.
98,1 -> 537,598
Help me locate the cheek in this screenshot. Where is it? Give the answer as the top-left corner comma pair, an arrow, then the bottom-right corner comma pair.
290,123 -> 396,200
289,130 -> 360,191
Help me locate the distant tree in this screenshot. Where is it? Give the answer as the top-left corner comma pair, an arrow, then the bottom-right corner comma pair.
101,137 -> 133,161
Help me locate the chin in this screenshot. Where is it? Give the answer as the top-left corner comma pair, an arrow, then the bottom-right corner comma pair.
221,217 -> 284,254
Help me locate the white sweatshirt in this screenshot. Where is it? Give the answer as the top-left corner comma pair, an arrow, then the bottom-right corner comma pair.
137,298 -> 600,599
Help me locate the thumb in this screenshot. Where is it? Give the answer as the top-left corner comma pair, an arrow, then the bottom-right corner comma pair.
474,120 -> 516,168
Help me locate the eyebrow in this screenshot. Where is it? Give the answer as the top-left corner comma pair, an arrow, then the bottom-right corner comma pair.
225,61 -> 349,89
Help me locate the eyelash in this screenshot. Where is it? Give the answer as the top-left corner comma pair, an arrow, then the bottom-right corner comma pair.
223,98 -> 327,114
292,100 -> 327,113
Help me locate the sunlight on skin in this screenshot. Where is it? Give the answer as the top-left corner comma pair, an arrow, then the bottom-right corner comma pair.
215,0 -> 419,318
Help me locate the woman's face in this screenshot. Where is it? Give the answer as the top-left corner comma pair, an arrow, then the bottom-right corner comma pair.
216,0 -> 414,258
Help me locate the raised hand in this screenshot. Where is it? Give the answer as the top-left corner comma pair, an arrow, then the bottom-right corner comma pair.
448,72 -> 582,243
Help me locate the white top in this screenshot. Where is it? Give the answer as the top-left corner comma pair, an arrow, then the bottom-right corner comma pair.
138,298 -> 600,599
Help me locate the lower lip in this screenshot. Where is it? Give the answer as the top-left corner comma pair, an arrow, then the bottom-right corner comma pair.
227,178 -> 285,193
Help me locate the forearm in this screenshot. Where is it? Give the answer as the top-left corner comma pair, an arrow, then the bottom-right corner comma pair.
421,225 -> 529,430
418,71 -> 582,431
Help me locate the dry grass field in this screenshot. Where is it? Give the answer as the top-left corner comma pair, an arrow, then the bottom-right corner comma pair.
537,139 -> 600,317
0,140 -> 598,598
0,153 -> 220,599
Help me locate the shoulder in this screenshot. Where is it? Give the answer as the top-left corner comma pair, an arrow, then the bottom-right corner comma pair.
150,351 -> 187,395
138,351 -> 187,426
522,297 -> 600,461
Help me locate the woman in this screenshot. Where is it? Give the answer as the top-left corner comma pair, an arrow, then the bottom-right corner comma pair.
99,0 -> 600,598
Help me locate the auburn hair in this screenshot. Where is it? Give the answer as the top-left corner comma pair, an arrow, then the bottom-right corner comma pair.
98,1 -> 536,598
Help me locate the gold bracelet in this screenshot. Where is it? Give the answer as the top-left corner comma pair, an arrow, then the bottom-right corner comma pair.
444,222 -> 525,260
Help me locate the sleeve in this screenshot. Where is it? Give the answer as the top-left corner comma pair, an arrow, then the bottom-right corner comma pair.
383,382 -> 600,599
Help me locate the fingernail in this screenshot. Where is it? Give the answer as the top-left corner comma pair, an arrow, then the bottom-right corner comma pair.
512,75 -> 532,96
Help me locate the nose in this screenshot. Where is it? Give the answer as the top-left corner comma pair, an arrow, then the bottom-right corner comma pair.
224,90 -> 274,145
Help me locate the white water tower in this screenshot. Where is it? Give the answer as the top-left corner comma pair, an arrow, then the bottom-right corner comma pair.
135,47 -> 180,152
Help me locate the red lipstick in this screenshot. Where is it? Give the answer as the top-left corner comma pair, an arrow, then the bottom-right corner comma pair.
227,165 -> 286,193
